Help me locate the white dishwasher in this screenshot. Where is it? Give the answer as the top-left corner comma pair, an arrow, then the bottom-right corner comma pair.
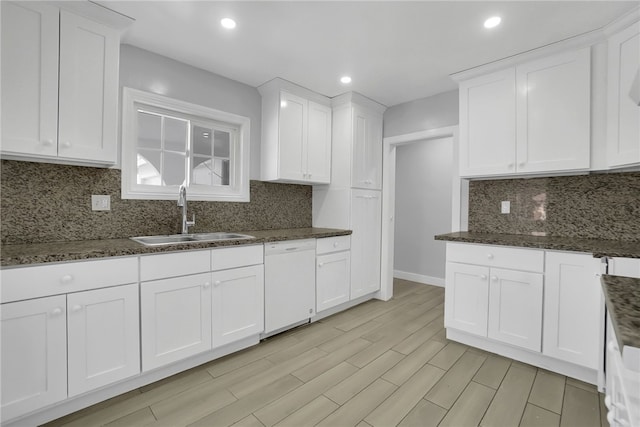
264,239 -> 316,335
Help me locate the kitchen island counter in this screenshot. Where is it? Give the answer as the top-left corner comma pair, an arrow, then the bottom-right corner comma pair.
435,231 -> 640,258
601,274 -> 640,354
0,228 -> 351,267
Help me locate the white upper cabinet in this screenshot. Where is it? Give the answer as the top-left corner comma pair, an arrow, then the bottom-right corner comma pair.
0,1 -> 128,166
58,11 -> 120,163
457,47 -> 591,177
329,93 -> 385,190
351,104 -> 383,190
515,49 -> 591,173
606,19 -> 640,168
259,79 -> 332,185
1,2 -> 60,158
459,69 -> 517,176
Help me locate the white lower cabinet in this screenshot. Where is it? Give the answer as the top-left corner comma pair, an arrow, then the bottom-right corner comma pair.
141,273 -> 212,371
444,262 -> 489,336
67,284 -> 140,396
543,252 -> 602,368
316,236 -> 351,313
1,295 -> 67,422
487,268 -> 543,352
445,260 -> 543,351
212,265 -> 264,348
445,242 -> 608,384
605,313 -> 640,427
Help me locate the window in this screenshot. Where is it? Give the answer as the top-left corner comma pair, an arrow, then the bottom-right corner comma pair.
121,88 -> 250,201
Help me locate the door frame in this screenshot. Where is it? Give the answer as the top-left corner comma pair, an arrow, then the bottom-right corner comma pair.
378,125 -> 464,301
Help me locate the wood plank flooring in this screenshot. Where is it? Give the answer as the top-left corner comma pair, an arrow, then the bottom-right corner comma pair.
44,279 -> 609,427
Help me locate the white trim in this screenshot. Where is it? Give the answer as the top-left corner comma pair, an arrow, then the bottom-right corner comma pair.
380,125 -> 460,302
393,270 -> 444,287
121,87 -> 250,202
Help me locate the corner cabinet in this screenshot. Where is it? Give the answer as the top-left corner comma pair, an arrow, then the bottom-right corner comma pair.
259,79 -> 332,184
0,1 -> 128,166
457,47 -> 591,177
606,18 -> 640,168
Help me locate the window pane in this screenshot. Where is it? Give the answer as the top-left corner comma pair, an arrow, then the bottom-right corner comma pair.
163,151 -> 186,186
137,150 -> 162,185
193,156 -> 213,186
214,130 -> 230,158
193,125 -> 213,156
164,117 -> 188,152
137,112 -> 161,149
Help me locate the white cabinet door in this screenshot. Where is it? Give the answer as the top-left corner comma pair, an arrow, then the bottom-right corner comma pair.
141,273 -> 212,371
459,68 -> 517,177
306,101 -> 332,184
58,11 -> 119,163
278,91 -> 307,182
1,1 -> 59,157
516,48 -> 591,173
351,190 -> 382,298
212,265 -> 264,348
316,251 -> 351,312
67,284 -> 140,396
351,105 -> 383,189
488,268 -> 543,351
607,22 -> 640,168
444,262 -> 489,336
544,252 -> 601,368
1,296 -> 67,422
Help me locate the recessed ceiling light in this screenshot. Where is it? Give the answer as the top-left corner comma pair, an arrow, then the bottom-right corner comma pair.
221,18 -> 236,29
484,16 -> 501,29
340,76 -> 352,84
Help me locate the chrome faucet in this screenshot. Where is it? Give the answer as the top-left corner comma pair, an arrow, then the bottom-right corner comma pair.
177,185 -> 195,234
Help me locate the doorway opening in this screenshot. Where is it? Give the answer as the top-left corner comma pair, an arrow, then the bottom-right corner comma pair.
379,126 -> 466,300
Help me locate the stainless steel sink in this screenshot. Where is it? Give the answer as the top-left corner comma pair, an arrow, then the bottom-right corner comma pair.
131,232 -> 255,246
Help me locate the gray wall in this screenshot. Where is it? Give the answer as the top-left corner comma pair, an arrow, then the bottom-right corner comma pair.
394,137 -> 453,282
383,89 -> 459,137
119,45 -> 263,179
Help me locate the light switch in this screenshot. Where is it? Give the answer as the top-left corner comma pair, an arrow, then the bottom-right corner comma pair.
501,201 -> 510,214
92,195 -> 111,211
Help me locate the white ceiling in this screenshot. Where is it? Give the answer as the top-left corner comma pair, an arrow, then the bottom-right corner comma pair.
97,1 -> 638,107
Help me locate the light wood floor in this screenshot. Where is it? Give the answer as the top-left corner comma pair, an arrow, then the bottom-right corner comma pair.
45,279 -> 609,427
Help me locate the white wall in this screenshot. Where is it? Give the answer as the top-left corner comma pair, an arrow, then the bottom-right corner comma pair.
119,45 -> 263,179
384,90 -> 458,138
393,137 -> 453,285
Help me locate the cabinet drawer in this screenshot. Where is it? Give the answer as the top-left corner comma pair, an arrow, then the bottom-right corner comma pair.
316,235 -> 351,255
1,257 -> 138,303
140,250 -> 210,282
211,245 -> 263,271
446,243 -> 544,272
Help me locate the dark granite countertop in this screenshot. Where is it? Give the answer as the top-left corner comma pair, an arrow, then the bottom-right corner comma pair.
435,232 -> 640,259
0,228 -> 351,267
601,275 -> 640,352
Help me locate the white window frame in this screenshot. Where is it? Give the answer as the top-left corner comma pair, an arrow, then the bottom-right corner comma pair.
121,87 -> 250,202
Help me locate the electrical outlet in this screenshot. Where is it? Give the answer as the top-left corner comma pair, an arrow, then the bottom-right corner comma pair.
91,195 -> 111,211
501,200 -> 510,214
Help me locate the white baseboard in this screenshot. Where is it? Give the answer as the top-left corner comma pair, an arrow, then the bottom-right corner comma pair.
393,270 -> 444,287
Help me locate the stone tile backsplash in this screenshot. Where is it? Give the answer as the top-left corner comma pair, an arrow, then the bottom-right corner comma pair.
1,160 -> 312,245
468,172 -> 640,242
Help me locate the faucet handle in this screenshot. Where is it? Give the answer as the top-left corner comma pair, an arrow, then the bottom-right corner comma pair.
187,214 -> 196,226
